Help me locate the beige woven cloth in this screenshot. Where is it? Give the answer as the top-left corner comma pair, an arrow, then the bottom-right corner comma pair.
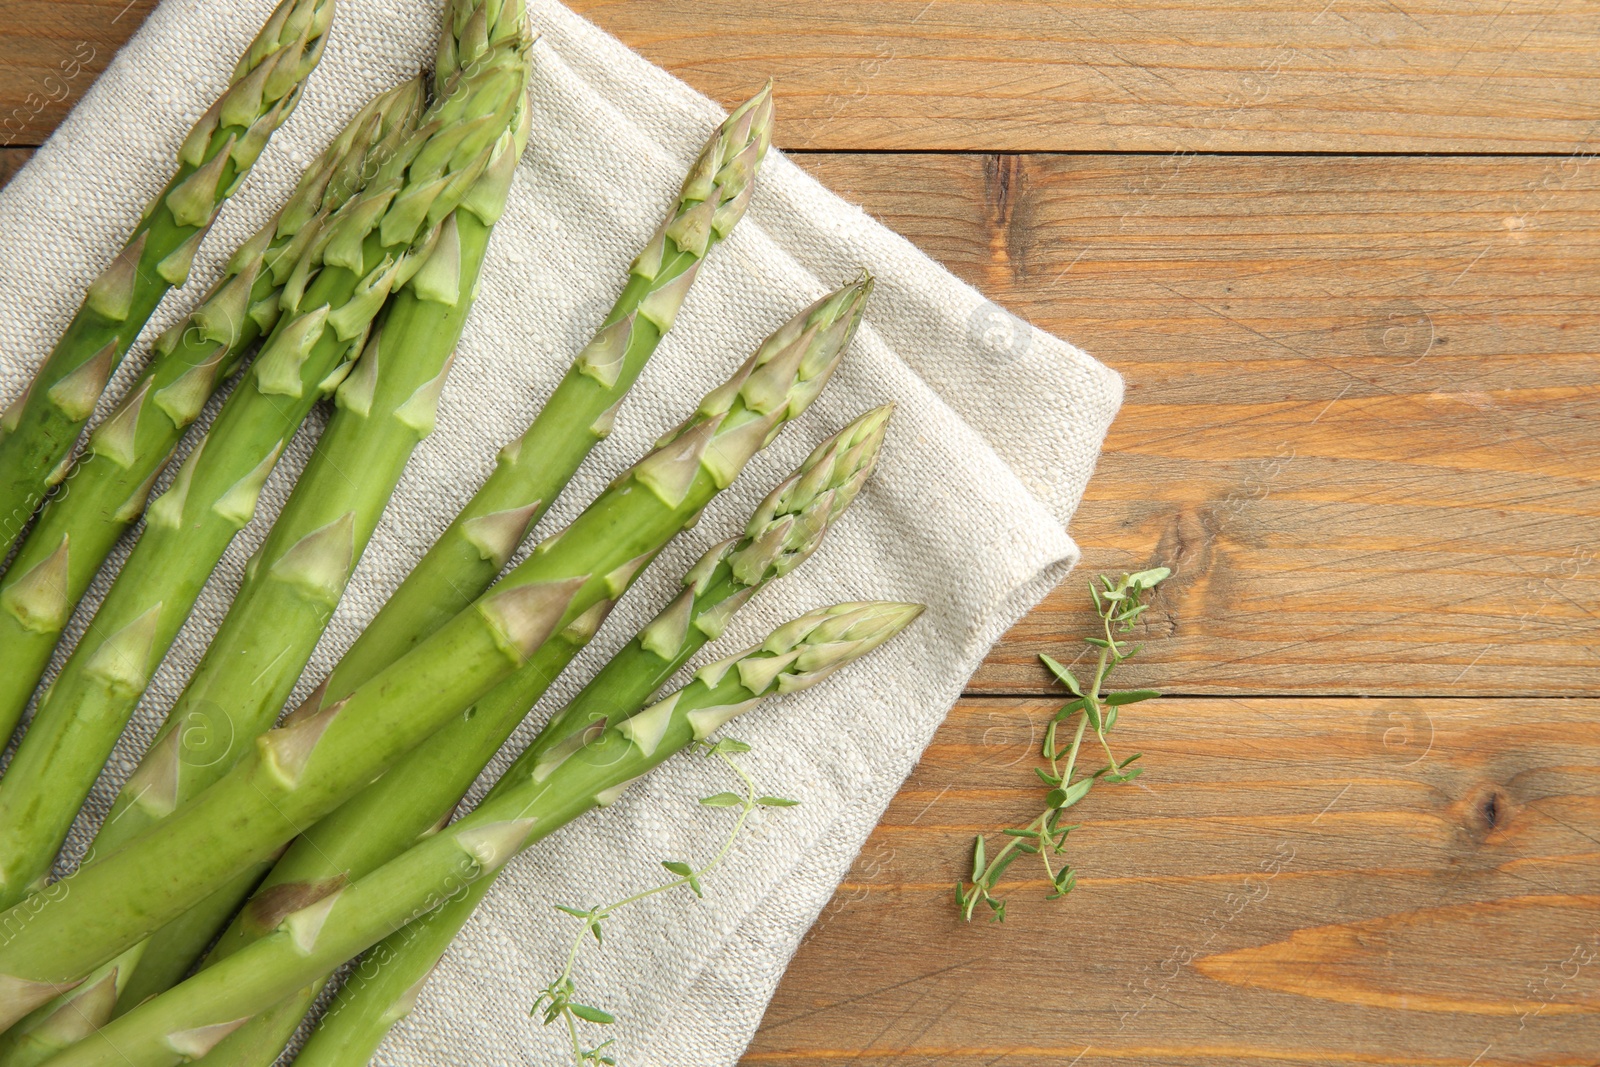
0,1 -> 1122,1062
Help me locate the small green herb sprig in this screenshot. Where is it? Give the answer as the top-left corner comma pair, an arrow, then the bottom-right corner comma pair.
956,567 -> 1170,923
533,738 -> 798,1065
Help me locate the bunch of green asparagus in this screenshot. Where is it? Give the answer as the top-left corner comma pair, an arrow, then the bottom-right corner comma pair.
0,1 -> 921,1063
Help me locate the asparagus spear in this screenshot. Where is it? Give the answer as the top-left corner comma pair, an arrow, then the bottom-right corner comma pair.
80,76 -> 773,882
0,0 -> 525,1042
33,602 -> 924,1067
0,78 -> 426,749
0,275 -> 870,1026
98,83 -> 531,902
0,0 -> 539,1030
0,31 -> 534,912
0,102 -> 531,1067
0,0 -> 334,555
182,406 -> 892,1066
51,72 -> 773,1035
158,595 -> 627,1067
326,82 -> 774,692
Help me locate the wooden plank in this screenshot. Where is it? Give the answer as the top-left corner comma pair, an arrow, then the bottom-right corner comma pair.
0,148 -> 31,188
4,3 -> 1599,152
0,2 -> 154,147
747,695 -> 1600,1066
796,152 -> 1600,696
568,0 -> 1600,153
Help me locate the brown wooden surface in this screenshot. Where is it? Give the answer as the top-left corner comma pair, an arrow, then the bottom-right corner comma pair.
1,2 -> 1596,1065
795,152 -> 1600,697
0,147 -> 29,187
0,2 -> 155,145
564,0 -> 1600,154
753,696 -> 1600,1066
6,1 -> 1599,153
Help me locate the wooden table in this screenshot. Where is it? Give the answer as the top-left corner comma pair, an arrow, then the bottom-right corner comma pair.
4,3 -> 1597,1064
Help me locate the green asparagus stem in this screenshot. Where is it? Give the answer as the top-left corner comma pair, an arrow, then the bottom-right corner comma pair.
0,33 -> 533,914
12,5 -> 540,1035
0,102 -> 531,1067
96,83 -> 774,1012
186,405 -> 891,1067
0,79 -> 426,751
0,10 -> 529,1054
174,599 -> 623,1067
0,275 -> 869,1028
78,69 -> 772,1042
0,0 -> 334,556
102,94 -> 527,964
35,601 -> 923,1067
324,83 -> 774,694
81,58 -> 770,880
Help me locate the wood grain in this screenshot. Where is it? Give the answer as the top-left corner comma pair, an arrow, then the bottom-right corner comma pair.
747,696 -> 1600,1066
796,152 -> 1600,697
567,0 -> 1600,153
0,147 -> 30,187
4,2 -> 1599,152
0,2 -> 154,146
1195,895 -> 1600,1016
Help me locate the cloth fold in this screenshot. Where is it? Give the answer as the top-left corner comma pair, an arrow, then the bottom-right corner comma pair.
0,1 -> 1121,1063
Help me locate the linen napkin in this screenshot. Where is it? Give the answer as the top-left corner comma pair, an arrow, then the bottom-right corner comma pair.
0,1 -> 1122,1062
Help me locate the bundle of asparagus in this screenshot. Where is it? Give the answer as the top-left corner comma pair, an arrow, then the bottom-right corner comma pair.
36,600 -> 922,1067
0,0 -> 533,909
182,405 -> 891,1067
0,76 -> 426,745
0,1 -> 924,1062
0,0 -> 334,557
92,78 -> 777,874
0,309 -> 906,1063
292,420 -> 898,1067
2,81 -> 778,1043
0,265 -> 869,999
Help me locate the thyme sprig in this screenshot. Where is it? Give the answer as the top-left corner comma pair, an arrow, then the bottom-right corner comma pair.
533,738 -> 798,1065
956,567 -> 1169,923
